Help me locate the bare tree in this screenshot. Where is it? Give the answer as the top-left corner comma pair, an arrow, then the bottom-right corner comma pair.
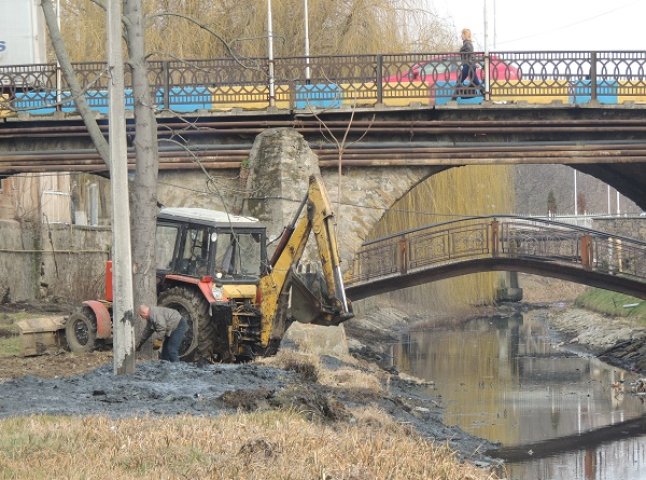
41,0 -> 158,361
124,0 -> 160,314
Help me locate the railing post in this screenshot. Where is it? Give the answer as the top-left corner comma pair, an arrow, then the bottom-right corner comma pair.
376,55 -> 384,105
491,220 -> 499,257
398,235 -> 408,275
590,52 -> 598,103
162,61 -> 170,110
483,52 -> 490,102
580,235 -> 593,270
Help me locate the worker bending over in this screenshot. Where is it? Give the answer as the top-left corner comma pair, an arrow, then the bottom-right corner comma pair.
136,304 -> 188,362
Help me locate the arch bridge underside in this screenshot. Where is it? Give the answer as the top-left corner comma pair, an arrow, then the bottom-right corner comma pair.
345,215 -> 646,300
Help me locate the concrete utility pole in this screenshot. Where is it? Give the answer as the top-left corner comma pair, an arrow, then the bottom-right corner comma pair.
108,0 -> 135,375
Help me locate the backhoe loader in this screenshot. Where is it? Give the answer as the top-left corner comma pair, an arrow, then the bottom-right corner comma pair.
33,174 -> 353,362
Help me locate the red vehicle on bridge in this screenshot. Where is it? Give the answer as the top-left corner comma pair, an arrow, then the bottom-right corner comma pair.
383,53 -> 520,104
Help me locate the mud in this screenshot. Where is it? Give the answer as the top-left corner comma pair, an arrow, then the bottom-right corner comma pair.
545,305 -> 646,374
0,350 -> 498,464
8,295 -> 642,468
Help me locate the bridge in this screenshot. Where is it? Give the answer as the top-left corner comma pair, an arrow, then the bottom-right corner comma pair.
345,216 -> 646,300
1,51 -> 646,211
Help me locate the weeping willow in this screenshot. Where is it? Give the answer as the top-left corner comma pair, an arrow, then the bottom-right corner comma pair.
54,0 -> 456,62
368,165 -> 515,314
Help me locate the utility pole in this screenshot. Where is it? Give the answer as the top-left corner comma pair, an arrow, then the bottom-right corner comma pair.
108,0 -> 135,375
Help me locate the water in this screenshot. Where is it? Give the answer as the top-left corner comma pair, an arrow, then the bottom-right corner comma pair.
391,310 -> 646,480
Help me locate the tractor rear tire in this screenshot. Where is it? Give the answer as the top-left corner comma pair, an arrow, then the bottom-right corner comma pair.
65,307 -> 97,354
157,287 -> 209,361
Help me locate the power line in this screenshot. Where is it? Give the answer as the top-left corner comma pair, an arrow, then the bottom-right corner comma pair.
497,0 -> 640,47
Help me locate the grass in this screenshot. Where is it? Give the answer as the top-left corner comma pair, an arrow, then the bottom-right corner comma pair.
574,288 -> 646,325
0,350 -> 494,479
0,313 -> 23,357
0,412 -> 493,480
0,337 -> 22,357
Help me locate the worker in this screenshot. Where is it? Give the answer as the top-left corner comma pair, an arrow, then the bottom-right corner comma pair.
135,304 -> 188,362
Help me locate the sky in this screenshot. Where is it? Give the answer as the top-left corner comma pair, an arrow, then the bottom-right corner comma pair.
428,0 -> 644,51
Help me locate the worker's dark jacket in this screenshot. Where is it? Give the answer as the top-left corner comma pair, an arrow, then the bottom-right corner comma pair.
460,39 -> 475,65
140,306 -> 182,343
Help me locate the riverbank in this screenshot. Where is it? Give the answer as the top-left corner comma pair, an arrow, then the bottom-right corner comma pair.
544,304 -> 646,374
516,274 -> 646,375
0,302 -> 500,479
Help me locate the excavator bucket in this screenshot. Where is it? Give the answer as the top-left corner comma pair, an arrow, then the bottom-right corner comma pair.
17,316 -> 66,356
289,271 -> 353,326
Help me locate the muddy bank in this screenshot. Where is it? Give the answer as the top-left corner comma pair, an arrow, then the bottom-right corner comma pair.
544,304 -> 646,374
0,315 -> 498,468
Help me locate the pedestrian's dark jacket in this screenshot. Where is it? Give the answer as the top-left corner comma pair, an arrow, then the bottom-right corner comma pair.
140,306 -> 182,343
460,39 -> 475,65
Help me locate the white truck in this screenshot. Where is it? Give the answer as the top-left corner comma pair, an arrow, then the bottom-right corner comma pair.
0,0 -> 47,67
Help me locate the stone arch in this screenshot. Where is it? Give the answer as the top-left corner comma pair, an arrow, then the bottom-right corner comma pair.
239,127 -> 449,270
321,166 -> 450,269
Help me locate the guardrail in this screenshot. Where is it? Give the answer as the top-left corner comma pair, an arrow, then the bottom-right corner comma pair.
2,51 -> 646,115
348,215 -> 646,286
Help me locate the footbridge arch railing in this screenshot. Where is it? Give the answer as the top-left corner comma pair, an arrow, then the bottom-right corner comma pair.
346,216 -> 646,300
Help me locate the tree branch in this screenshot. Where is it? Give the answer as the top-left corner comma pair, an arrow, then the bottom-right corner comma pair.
40,0 -> 110,167
146,12 -> 250,69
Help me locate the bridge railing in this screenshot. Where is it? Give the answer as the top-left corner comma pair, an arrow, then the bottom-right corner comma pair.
2,51 -> 646,114
348,216 -> 646,285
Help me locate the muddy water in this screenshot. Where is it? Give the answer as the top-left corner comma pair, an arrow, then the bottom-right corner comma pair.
391,309 -> 646,480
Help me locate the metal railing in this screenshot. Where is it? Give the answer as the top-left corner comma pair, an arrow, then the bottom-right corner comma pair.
348,215 -> 646,285
2,51 -> 646,114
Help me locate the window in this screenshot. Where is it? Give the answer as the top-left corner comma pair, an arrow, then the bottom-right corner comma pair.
178,226 -> 211,276
215,231 -> 262,279
156,224 -> 179,271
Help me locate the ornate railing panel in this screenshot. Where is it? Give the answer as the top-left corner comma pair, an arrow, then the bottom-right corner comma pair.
2,51 -> 646,114
348,216 -> 646,289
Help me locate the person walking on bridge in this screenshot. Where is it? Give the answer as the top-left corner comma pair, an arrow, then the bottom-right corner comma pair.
452,28 -> 484,100
136,304 -> 188,362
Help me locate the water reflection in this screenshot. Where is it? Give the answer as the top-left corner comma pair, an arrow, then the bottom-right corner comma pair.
392,309 -> 646,480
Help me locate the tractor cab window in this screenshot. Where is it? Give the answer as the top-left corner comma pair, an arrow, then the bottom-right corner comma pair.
178,226 -> 211,277
156,223 -> 180,271
215,231 -> 263,280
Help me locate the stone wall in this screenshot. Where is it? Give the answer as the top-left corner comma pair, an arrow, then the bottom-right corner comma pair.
591,216 -> 646,241
0,219 -> 111,303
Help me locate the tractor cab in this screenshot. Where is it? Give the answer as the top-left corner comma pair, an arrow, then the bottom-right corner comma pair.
155,207 -> 268,286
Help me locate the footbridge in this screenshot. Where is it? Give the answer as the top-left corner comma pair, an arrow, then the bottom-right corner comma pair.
345,216 -> 646,300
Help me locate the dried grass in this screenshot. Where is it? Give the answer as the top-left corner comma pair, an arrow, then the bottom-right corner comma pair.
261,351 -> 386,395
0,412 -> 494,480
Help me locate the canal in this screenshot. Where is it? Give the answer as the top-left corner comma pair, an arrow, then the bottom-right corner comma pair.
392,309 -> 646,480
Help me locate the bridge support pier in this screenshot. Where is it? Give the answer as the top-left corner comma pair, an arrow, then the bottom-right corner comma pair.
242,128 -> 349,356
496,271 -> 523,302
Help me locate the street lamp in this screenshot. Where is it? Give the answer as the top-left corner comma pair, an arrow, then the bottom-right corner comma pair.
267,0 -> 275,107
304,0 -> 310,82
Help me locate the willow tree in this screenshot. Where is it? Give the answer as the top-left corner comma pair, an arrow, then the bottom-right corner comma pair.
52,0 -> 456,62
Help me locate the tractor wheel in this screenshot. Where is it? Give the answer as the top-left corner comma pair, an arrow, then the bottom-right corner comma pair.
157,287 -> 208,361
65,307 -> 97,353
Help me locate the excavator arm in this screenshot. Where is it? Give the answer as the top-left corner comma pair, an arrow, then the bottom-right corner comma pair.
258,174 -> 353,348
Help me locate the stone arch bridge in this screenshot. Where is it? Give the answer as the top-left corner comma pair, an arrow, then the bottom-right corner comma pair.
1,108 -> 646,299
